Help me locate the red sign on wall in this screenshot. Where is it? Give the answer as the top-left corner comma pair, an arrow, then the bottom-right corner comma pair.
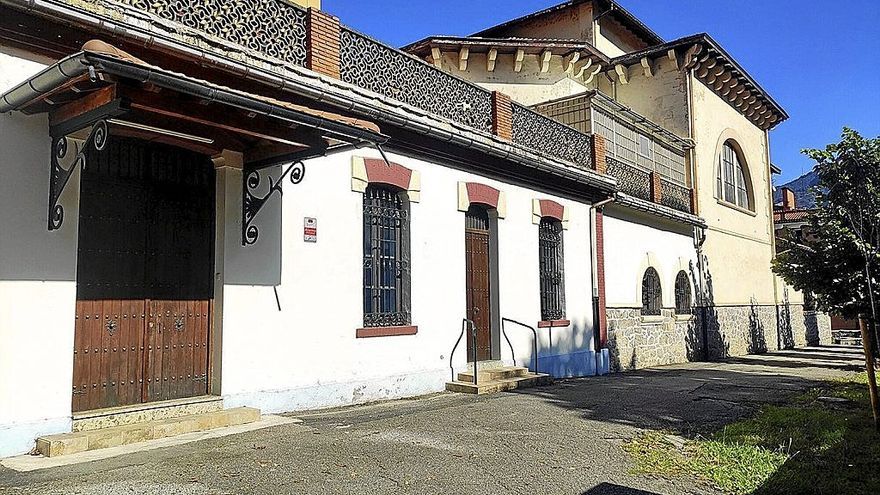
304,217 -> 317,243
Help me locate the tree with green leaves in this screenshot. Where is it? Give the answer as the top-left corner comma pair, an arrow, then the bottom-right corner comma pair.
773,128 -> 880,429
773,128 -> 880,321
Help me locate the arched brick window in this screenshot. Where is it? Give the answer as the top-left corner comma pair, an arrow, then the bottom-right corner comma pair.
641,267 -> 662,316
363,184 -> 410,328
674,270 -> 691,315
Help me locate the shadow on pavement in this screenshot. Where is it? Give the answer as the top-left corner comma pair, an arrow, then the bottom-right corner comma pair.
582,482 -> 661,495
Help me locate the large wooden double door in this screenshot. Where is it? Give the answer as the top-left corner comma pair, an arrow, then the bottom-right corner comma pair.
72,137 -> 215,412
465,206 -> 493,361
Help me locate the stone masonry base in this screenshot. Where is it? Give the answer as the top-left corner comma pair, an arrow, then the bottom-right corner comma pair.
607,304 -> 832,372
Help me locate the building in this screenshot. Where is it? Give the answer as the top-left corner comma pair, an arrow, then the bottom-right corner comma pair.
0,0 -> 828,457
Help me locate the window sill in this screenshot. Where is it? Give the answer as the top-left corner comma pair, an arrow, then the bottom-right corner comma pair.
716,198 -> 757,216
538,319 -> 570,328
640,315 -> 665,324
356,326 -> 418,338
674,313 -> 694,322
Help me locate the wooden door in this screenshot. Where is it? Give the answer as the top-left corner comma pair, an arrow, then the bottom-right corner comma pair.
73,137 -> 215,412
465,206 -> 492,361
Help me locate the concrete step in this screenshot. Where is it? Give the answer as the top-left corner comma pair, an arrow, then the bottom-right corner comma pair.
446,373 -> 552,395
36,407 -> 260,457
457,366 -> 529,383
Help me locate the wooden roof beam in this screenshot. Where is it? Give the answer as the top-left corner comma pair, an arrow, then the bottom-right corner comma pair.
563,52 -> 580,73
640,57 -> 654,78
614,64 -> 629,84
540,50 -> 552,73
487,48 -> 498,72
431,47 -> 442,69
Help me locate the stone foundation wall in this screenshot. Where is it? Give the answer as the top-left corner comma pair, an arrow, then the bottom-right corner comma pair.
607,304 -> 834,372
702,304 -> 779,360
606,308 -> 701,372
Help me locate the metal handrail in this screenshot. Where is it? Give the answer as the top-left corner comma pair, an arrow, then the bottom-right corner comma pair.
449,318 -> 479,384
501,318 -> 539,374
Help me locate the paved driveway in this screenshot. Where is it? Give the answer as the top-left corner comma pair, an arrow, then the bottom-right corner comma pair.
0,346 -> 866,495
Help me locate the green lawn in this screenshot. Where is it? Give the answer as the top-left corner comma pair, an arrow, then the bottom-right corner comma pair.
624,373 -> 880,494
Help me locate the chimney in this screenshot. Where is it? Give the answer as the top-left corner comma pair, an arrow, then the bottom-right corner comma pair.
781,187 -> 796,211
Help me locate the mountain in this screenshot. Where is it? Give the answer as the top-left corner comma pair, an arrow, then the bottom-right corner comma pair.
774,170 -> 819,209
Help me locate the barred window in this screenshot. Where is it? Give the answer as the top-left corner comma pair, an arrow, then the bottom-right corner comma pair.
539,218 -> 566,321
363,185 -> 410,327
641,267 -> 662,316
674,271 -> 692,315
716,141 -> 752,210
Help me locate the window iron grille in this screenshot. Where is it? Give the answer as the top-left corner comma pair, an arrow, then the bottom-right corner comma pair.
641,267 -> 662,316
674,271 -> 692,315
539,218 -> 566,321
363,185 -> 410,327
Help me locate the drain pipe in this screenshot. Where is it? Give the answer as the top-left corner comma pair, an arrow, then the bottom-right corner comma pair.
590,194 -> 616,373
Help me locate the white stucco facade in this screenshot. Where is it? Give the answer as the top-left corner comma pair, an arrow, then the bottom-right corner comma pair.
0,52 -> 77,457
219,148 -> 599,413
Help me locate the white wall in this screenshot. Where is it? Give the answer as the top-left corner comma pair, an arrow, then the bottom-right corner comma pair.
220,148 -> 597,412
602,208 -> 697,309
0,52 -> 77,458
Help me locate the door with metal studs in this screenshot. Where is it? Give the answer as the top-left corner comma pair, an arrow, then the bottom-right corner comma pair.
72,137 -> 215,412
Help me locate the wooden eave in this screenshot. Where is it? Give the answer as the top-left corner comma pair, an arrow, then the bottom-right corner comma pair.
610,34 -> 788,131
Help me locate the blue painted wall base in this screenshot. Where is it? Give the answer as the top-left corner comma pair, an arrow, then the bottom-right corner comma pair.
536,350 -> 598,378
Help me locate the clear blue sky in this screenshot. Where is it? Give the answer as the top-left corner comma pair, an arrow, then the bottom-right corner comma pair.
324,0 -> 880,185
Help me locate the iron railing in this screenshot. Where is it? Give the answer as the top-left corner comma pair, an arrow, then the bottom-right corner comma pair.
339,27 -> 493,133
450,318 -> 478,384
607,157 -> 651,201
501,318 -> 539,374
113,0 -> 309,66
661,178 -> 693,213
511,103 -> 593,170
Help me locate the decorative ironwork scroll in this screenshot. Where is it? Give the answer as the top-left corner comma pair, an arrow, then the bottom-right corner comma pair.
660,178 -> 693,213
49,120 -> 109,230
242,161 -> 306,246
339,28 -> 493,132
511,103 -> 593,170
606,157 -> 652,202
110,0 -> 308,66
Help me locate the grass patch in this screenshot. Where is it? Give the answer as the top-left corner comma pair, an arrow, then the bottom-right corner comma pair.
624,373 -> 880,494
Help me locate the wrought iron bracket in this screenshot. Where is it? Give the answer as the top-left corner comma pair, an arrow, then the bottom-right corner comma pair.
241,161 -> 306,246
48,120 -> 109,230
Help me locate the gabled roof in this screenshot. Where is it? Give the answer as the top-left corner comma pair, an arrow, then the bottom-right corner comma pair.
472,0 -> 663,46
611,33 -> 788,130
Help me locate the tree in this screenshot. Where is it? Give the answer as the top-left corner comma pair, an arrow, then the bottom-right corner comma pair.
773,128 -> 880,320
773,128 -> 880,430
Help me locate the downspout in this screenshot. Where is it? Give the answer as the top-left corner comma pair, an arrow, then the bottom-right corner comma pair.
590,194 -> 616,371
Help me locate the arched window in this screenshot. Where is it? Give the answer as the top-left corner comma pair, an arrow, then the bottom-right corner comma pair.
538,217 -> 566,321
363,185 -> 410,327
716,140 -> 751,210
641,267 -> 662,316
674,271 -> 692,315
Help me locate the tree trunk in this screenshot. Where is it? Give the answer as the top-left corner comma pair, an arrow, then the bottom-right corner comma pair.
858,315 -> 880,432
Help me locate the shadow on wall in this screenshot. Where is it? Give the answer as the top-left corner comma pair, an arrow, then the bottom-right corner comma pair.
0,113 -> 78,283
698,254 -> 730,360
804,311 -> 821,346
749,298 -> 769,353
778,288 -> 795,350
